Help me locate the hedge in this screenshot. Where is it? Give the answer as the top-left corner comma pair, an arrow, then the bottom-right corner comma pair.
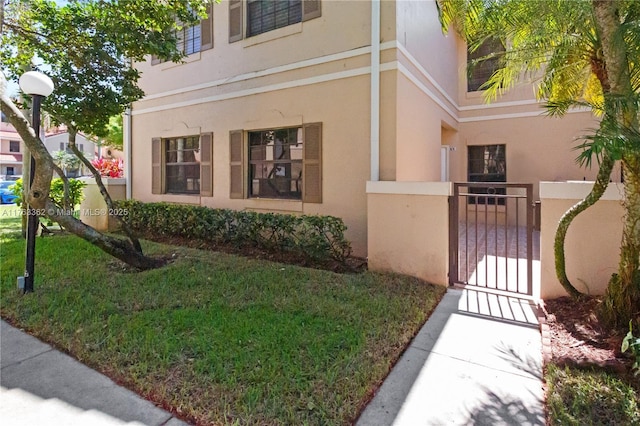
116,200 -> 352,263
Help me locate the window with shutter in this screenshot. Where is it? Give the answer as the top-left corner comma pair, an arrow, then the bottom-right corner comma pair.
237,123 -> 322,203
200,132 -> 213,196
229,130 -> 245,198
151,5 -> 213,65
164,136 -> 201,194
232,0 -> 321,41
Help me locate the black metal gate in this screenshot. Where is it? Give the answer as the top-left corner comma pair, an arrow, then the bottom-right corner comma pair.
449,183 -> 534,296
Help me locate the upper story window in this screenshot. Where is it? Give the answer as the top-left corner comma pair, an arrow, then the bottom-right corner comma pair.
177,22 -> 202,55
151,5 -> 213,65
9,141 -> 20,152
467,38 -> 505,92
229,0 -> 321,43
247,0 -> 302,37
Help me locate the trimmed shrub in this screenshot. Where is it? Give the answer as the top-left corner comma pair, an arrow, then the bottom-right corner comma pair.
116,200 -> 352,263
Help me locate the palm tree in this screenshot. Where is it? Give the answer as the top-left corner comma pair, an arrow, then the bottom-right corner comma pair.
438,0 -> 640,326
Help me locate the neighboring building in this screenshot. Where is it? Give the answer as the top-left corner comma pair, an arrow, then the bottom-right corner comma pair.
0,120 -> 23,178
129,0 -> 614,257
44,129 -> 98,177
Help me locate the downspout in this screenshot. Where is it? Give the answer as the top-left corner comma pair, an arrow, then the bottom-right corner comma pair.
123,107 -> 132,199
370,0 -> 381,181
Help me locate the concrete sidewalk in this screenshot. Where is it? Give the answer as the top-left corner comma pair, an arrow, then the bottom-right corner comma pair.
357,288 -> 544,426
0,320 -> 190,426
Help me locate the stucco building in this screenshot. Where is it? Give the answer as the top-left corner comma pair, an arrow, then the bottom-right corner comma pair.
0,120 -> 23,178
129,0 -> 613,260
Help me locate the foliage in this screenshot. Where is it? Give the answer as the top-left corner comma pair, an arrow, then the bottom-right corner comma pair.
117,200 -> 352,263
91,157 -> 123,178
622,322 -> 640,376
1,0 -> 212,137
546,364 -> 640,425
52,150 -> 81,172
102,114 -> 123,150
0,231 -> 444,425
599,270 -> 640,330
9,178 -> 86,209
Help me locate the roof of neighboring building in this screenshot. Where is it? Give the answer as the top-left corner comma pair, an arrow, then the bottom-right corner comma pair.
0,153 -> 23,164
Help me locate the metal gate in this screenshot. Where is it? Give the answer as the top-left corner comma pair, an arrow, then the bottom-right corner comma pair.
449,183 -> 534,296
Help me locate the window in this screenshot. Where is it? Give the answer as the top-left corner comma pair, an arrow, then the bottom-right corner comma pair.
151,5 -> 213,65
230,123 -> 322,203
9,141 -> 20,152
151,133 -> 213,196
467,38 -> 504,92
177,23 -> 202,55
229,0 -> 321,42
164,136 -> 201,194
6,167 -> 14,175
79,144 -> 84,152
248,127 -> 303,199
468,145 -> 506,205
59,142 -> 64,151
247,0 -> 302,37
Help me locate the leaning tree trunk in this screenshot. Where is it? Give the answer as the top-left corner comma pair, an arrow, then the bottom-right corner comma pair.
593,0 -> 640,327
1,73 -> 161,270
66,127 -> 143,253
554,153 -> 615,298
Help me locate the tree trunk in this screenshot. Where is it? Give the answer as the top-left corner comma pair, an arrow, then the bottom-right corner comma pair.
554,154 -> 614,298
1,73 -> 160,271
593,0 -> 640,327
42,197 -> 163,269
66,128 -> 143,253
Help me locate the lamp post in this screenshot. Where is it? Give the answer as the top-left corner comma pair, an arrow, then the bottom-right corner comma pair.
19,71 -> 54,294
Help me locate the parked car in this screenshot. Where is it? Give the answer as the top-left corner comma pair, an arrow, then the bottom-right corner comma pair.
0,181 -> 19,204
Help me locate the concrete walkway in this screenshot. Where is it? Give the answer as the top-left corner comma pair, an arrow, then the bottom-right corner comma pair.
0,320 -> 189,426
357,288 -> 544,426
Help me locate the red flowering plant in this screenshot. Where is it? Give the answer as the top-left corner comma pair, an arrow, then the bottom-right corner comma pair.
91,157 -> 124,178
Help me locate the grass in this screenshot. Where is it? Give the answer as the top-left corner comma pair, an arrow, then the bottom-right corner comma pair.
546,363 -> 640,425
0,210 -> 445,425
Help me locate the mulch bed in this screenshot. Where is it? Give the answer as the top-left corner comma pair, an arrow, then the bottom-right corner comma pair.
542,296 -> 634,374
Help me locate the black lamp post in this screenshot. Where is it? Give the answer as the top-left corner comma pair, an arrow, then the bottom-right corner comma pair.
19,71 -> 54,294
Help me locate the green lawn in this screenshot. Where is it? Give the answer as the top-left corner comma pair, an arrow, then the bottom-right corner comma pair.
0,210 -> 445,425
546,364 -> 640,425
